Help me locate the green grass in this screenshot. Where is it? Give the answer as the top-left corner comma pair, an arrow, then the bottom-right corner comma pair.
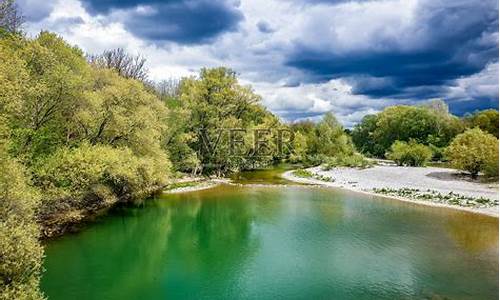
163,181 -> 200,191
292,169 -> 314,178
292,169 -> 335,182
373,187 -> 498,208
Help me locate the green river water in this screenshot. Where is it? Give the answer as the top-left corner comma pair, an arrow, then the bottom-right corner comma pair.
41,174 -> 498,299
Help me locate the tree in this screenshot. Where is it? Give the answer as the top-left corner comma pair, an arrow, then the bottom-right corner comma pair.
464,109 -> 499,138
0,146 -> 43,300
88,48 -> 148,82
351,114 -> 381,156
72,68 -> 169,157
314,112 -> 355,158
387,140 -> 432,167
0,0 -> 23,34
177,67 -> 273,175
352,103 -> 465,158
3,31 -> 90,161
444,128 -> 499,177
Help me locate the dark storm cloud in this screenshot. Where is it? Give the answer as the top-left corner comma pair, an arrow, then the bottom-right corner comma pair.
449,98 -> 499,116
285,0 -> 499,100
80,0 -> 243,44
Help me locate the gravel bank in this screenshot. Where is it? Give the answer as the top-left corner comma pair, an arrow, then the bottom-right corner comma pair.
283,165 -> 499,217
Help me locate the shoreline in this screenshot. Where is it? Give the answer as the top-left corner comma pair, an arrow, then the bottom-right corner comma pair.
162,178 -> 230,194
282,169 -> 499,218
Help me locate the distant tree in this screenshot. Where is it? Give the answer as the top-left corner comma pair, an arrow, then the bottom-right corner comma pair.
464,109 -> 499,138
351,114 -> 381,156
421,99 -> 449,116
314,112 -> 355,158
352,104 -> 465,158
0,0 -> 23,34
444,128 -> 499,178
88,48 -> 148,82
153,78 -> 182,108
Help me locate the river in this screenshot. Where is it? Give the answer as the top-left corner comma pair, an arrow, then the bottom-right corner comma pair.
41,173 -> 498,299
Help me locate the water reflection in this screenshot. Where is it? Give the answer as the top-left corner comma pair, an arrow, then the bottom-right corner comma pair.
42,185 -> 499,300
445,212 -> 498,254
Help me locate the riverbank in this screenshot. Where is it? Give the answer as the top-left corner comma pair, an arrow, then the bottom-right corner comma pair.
283,166 -> 499,217
163,178 -> 230,193
40,176 -> 233,238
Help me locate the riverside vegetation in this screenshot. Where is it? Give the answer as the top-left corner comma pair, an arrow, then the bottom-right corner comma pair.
0,1 -> 499,299
0,12 -> 362,299
373,188 -> 499,208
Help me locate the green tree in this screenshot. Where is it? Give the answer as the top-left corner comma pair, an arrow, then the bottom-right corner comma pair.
352,102 -> 465,158
177,67 -> 274,175
0,146 -> 44,300
464,109 -> 499,138
444,128 -> 499,177
387,140 -> 433,167
2,32 -> 90,161
351,114 -> 381,156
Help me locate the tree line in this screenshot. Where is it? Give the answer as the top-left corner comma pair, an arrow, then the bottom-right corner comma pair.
351,100 -> 498,175
0,1 -> 498,297
0,27 -> 360,298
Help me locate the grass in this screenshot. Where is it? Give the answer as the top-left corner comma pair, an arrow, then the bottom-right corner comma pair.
292,169 -> 335,182
163,181 -> 200,191
372,187 -> 498,208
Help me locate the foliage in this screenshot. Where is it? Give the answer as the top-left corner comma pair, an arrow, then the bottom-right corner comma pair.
323,152 -> 373,169
33,143 -> 171,213
2,31 -> 91,161
373,187 -> 498,208
0,0 -> 23,34
88,48 -> 148,82
464,109 -> 499,138
292,169 -> 335,182
387,140 -> 433,167
173,67 -> 280,175
0,147 -> 44,300
444,128 -> 499,177
73,68 -> 169,157
292,169 -> 314,178
352,100 -> 465,158
0,31 -> 175,293
351,114 -> 381,156
290,112 -> 358,166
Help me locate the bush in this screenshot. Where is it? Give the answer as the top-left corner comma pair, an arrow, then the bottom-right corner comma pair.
33,143 -> 172,213
387,141 -> 432,167
444,128 -> 499,177
428,144 -> 445,161
323,153 -> 373,170
292,169 -> 314,178
0,149 -> 44,300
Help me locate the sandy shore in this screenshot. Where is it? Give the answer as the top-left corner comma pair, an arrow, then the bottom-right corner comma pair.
283,165 -> 499,217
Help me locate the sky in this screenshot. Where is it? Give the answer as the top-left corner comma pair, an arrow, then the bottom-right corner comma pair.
19,0 -> 499,127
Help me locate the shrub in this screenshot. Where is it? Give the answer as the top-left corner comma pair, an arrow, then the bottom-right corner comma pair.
323,153 -> 373,170
428,144 -> 445,161
444,128 -> 499,177
292,169 -> 314,178
0,149 -> 44,300
33,143 -> 172,213
387,141 -> 432,167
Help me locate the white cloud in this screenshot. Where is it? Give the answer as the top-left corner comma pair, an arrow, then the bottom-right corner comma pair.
20,0 -> 498,125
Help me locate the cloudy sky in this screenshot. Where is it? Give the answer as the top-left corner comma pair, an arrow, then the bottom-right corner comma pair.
19,0 -> 499,126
